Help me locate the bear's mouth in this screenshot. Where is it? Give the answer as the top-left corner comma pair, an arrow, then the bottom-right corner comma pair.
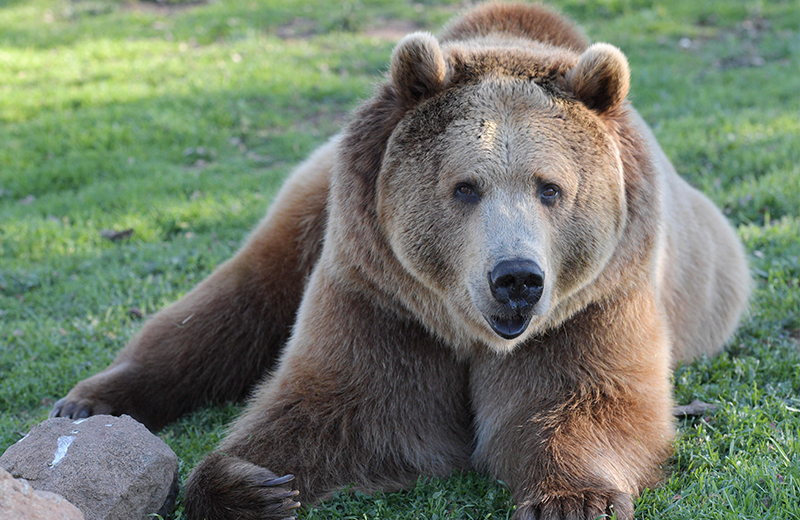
486,314 -> 532,340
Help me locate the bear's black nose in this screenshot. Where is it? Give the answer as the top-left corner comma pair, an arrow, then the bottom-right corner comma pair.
489,259 -> 545,309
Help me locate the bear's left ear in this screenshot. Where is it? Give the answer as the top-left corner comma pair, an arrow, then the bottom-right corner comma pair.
566,43 -> 630,114
390,32 -> 448,105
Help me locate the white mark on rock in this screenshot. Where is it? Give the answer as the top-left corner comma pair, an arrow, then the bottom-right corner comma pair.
50,435 -> 76,467
73,419 -> 88,425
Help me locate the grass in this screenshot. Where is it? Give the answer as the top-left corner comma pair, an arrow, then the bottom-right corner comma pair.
1,0 -> 798,518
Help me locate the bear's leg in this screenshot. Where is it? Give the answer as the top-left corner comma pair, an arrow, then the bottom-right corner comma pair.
183,271 -> 473,519
50,138 -> 338,431
471,290 -> 674,520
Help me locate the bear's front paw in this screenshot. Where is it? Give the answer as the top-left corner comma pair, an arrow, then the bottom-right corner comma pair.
184,453 -> 302,520
514,490 -> 633,520
50,395 -> 112,421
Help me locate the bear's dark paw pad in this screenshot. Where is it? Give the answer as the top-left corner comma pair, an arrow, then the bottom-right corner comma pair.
514,491 -> 633,520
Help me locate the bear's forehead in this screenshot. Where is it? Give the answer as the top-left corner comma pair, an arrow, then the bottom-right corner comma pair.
405,77 -> 598,143
437,112 -> 604,182
393,79 -> 616,183
443,38 -> 579,86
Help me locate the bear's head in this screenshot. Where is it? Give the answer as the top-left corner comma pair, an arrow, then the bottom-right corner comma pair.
325,4 -> 644,353
368,19 -> 632,352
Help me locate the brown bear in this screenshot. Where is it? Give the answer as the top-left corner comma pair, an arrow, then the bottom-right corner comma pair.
50,3 -> 751,519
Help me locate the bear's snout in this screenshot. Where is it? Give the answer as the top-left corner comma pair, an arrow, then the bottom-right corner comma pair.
485,259 -> 545,340
489,259 -> 544,307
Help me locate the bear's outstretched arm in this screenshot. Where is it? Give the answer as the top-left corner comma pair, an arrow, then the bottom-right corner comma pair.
50,138 -> 337,431
182,269 -> 473,520
470,290 -> 674,520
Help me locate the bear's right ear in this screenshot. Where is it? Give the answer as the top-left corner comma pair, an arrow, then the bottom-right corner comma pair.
390,32 -> 448,105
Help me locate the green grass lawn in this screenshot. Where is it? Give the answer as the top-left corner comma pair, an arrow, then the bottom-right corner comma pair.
1,0 -> 799,518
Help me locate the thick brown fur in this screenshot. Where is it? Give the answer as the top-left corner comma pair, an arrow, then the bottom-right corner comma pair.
51,3 -> 750,519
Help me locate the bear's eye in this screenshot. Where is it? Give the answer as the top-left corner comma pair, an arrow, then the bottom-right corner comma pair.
539,184 -> 560,205
454,182 -> 480,203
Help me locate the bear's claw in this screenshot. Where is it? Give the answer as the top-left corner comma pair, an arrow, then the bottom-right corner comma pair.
266,499 -> 301,512
262,474 -> 295,487
273,489 -> 300,499
49,397 -> 67,418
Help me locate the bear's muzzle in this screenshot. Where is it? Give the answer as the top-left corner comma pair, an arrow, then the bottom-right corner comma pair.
485,259 -> 544,339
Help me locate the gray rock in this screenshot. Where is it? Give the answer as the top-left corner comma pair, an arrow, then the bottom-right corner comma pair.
0,467 -> 84,520
0,415 -> 179,520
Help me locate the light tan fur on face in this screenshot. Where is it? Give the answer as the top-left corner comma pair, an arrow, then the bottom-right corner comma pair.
50,4 -> 750,520
378,74 -> 629,352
